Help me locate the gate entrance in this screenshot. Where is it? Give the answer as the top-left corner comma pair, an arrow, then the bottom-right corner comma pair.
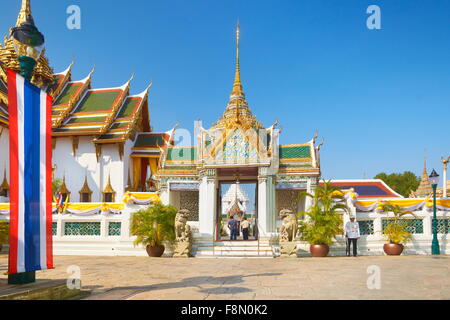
216,179 -> 258,241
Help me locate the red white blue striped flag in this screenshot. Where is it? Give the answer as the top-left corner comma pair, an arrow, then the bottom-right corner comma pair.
7,69 -> 53,274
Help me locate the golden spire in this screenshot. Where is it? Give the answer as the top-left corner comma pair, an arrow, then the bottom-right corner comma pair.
79,174 -> 92,194
232,21 -> 243,97
422,150 -> 428,180
16,0 -> 32,27
212,23 -> 263,130
103,173 -> 115,194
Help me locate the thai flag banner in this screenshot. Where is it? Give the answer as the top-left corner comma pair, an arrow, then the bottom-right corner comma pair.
7,69 -> 53,274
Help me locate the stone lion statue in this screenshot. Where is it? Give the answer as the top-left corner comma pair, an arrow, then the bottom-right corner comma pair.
279,208 -> 298,242
174,209 -> 191,242
173,209 -> 192,258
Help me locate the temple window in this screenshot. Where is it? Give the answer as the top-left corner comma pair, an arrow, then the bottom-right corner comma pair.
102,174 -> 116,203
79,175 -> 93,203
59,176 -> 71,203
0,168 -> 9,198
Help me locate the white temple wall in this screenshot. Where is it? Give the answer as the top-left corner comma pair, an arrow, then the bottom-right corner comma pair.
0,127 -> 9,174
100,143 -> 125,202
53,137 -> 126,202
53,136 -> 100,201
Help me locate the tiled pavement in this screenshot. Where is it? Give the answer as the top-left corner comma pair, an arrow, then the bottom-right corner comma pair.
0,254 -> 449,300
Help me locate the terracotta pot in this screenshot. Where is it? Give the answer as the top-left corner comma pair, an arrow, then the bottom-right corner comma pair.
383,243 -> 404,255
146,244 -> 165,257
310,244 -> 329,257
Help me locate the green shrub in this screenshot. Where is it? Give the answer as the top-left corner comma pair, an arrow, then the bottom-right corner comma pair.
130,202 -> 177,247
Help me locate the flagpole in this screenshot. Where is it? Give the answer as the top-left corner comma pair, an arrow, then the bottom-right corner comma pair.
8,10 -> 46,285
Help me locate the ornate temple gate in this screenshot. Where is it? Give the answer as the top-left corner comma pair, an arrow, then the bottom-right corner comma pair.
214,167 -> 260,241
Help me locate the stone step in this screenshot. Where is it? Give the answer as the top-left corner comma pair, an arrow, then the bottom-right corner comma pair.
195,255 -> 274,259
213,247 -> 272,252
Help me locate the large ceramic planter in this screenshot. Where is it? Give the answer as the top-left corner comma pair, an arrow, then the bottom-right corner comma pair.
146,244 -> 165,257
310,244 -> 329,257
383,243 -> 404,255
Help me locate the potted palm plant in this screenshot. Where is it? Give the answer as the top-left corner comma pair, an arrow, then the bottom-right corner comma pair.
0,221 -> 8,253
379,202 -> 415,255
130,202 -> 177,257
297,181 -> 348,257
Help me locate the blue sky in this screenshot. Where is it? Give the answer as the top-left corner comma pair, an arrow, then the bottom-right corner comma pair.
1,0 -> 449,180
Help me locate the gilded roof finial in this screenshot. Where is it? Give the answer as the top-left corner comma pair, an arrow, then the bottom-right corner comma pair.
16,0 -> 32,27
0,167 -> 9,191
103,173 -> 115,194
232,21 -> 243,97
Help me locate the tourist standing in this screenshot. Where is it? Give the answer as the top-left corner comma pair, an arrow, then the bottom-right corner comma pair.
241,217 -> 250,240
345,216 -> 360,257
228,216 -> 238,240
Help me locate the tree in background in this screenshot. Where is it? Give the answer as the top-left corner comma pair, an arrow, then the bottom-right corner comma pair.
374,171 -> 420,197
52,178 -> 63,197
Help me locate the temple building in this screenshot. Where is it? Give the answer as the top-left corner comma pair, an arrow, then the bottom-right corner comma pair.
0,1 -> 449,257
0,1 -> 160,205
148,23 -> 322,254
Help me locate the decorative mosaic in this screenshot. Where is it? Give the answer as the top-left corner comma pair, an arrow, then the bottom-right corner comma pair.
358,220 -> 374,235
277,175 -> 311,182
108,222 -> 121,236
436,219 -> 450,234
222,130 -> 258,160
276,190 -> 301,216
64,222 -> 101,236
52,222 -> 57,236
180,191 -> 199,221
382,219 -> 423,234
166,176 -> 197,181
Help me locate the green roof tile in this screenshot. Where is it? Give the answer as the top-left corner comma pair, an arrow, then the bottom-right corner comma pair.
66,116 -> 107,124
134,134 -> 167,147
279,145 -> 311,159
117,98 -> 139,118
109,122 -> 129,130
74,90 -> 121,112
54,82 -> 81,105
53,127 -> 99,133
167,147 -> 197,161
97,133 -> 122,140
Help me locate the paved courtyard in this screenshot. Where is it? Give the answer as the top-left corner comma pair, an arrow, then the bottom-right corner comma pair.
0,254 -> 449,300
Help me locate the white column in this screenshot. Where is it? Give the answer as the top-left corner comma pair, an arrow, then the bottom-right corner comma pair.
159,179 -> 170,205
258,176 -> 268,238
266,176 -> 276,234
198,175 -> 216,238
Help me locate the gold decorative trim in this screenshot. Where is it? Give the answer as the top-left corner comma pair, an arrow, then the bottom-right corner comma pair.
102,174 -> 116,202
59,176 -> 71,200
0,167 -> 9,191
95,144 -> 102,162
118,142 -> 124,161
72,136 -> 79,156
79,174 -> 93,202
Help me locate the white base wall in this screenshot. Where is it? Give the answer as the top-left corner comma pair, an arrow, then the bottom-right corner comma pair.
0,203 -> 449,257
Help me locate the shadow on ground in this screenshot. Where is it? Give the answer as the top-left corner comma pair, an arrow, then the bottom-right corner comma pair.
85,272 -> 282,300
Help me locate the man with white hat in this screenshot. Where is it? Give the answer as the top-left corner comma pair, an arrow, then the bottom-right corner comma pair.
345,216 -> 360,257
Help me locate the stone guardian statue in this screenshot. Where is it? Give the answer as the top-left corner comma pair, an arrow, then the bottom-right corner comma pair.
278,208 -> 298,257
173,209 -> 192,258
